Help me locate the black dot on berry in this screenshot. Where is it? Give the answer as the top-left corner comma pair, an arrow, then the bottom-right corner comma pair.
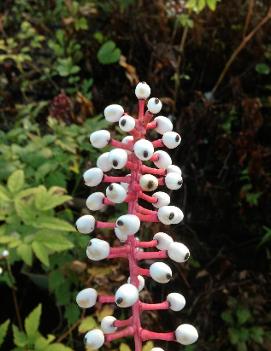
166,273 -> 172,280
185,252 -> 190,261
117,220 -> 124,226
155,98 -> 159,104
109,184 -> 113,191
113,160 -> 118,167
178,180 -> 183,185
121,119 -> 126,126
116,297 -> 123,304
143,150 -> 149,158
147,181 -> 154,189
175,135 -> 180,142
169,212 -> 174,220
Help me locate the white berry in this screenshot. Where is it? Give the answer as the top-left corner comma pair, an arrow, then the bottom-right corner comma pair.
108,148 -> 128,169
97,152 -> 112,172
175,324 -> 198,345
154,116 -> 173,134
140,174 -> 158,192
86,238 -> 110,261
119,115 -> 135,132
150,348 -> 165,351
153,150 -> 172,169
147,97 -> 162,114
152,191 -> 170,208
76,288 -> 97,308
167,293 -> 186,311
115,214 -> 140,235
86,192 -> 105,211
84,329 -> 105,349
76,215 -> 95,234
101,316 -> 117,334
104,104 -> 124,122
167,165 -> 182,176
165,172 -> 183,190
106,183 -> 127,203
157,206 -> 184,225
90,130 -> 111,148
134,139 -> 154,161
162,131 -> 181,149
168,242 -> 190,263
135,82 -> 151,99
153,232 -> 173,250
114,227 -> 128,242
150,262 -> 172,284
115,283 -> 139,307
122,135 -> 134,145
127,275 -> 145,292
83,168 -> 104,187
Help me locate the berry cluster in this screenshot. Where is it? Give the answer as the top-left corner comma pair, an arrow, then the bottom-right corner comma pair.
75,82 -> 198,351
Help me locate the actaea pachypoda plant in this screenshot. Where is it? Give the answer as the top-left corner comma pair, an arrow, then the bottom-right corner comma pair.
75,82 -> 198,351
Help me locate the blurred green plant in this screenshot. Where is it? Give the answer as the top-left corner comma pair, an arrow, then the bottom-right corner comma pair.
221,297 -> 267,351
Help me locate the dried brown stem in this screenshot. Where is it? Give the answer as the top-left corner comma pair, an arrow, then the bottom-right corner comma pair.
211,6 -> 271,96
243,0 -> 255,37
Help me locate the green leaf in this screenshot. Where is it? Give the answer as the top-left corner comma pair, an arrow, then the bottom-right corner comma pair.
250,326 -> 264,344
32,242 -> 50,266
12,325 -> 27,347
236,307 -> 251,325
25,304 -> 42,339
142,341 -> 154,351
64,304 -> 80,325
0,185 -> 11,202
97,40 -> 121,65
0,320 -> 10,347
206,0 -> 218,11
78,316 -> 97,333
229,327 -> 240,345
7,170 -> 25,193
255,63 -> 270,75
35,231 -> 74,252
48,270 -> 65,291
17,244 -> 33,265
35,217 -> 75,232
46,343 -> 73,351
120,343 -> 132,351
34,186 -> 71,211
198,0 -> 206,11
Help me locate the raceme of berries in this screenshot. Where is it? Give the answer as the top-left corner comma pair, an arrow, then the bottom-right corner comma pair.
75,82 -> 198,350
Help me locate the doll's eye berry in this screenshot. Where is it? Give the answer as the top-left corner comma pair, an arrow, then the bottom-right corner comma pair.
75,82 -> 198,349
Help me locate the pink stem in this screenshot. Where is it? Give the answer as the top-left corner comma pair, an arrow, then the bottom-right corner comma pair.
146,121 -> 157,130
106,327 -> 135,342
140,329 -> 175,342
152,139 -> 164,148
136,205 -> 157,215
136,267 -> 150,276
114,317 -> 133,328
108,246 -> 129,258
140,301 -> 169,311
135,250 -> 167,260
135,213 -> 159,222
138,99 -> 145,122
141,165 -> 166,176
143,111 -> 153,124
139,191 -> 158,203
150,153 -> 159,162
126,161 -> 138,170
158,177 -> 165,185
103,198 -> 115,206
136,240 -> 158,248
103,175 -> 130,183
96,221 -> 115,229
110,139 -> 132,150
98,295 -> 115,304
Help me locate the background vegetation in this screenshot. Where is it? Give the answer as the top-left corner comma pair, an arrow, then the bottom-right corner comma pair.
0,0 -> 270,350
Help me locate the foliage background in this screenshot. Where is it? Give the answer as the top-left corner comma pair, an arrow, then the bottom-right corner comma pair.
0,0 -> 270,350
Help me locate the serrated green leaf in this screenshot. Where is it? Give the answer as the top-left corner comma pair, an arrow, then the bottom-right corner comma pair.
78,316 -> 97,334
142,341 -> 154,351
34,217 -> 75,232
17,244 -> 33,265
7,170 -> 25,193
0,320 -> 10,347
64,304 -> 80,325
12,325 -> 27,347
48,270 -> 65,291
34,186 -> 71,211
14,198 -> 35,223
0,185 -> 11,202
32,242 -> 50,266
35,231 -> 73,252
236,307 -> 251,325
206,0 -> 218,11
25,304 -> 42,339
97,40 -> 121,65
